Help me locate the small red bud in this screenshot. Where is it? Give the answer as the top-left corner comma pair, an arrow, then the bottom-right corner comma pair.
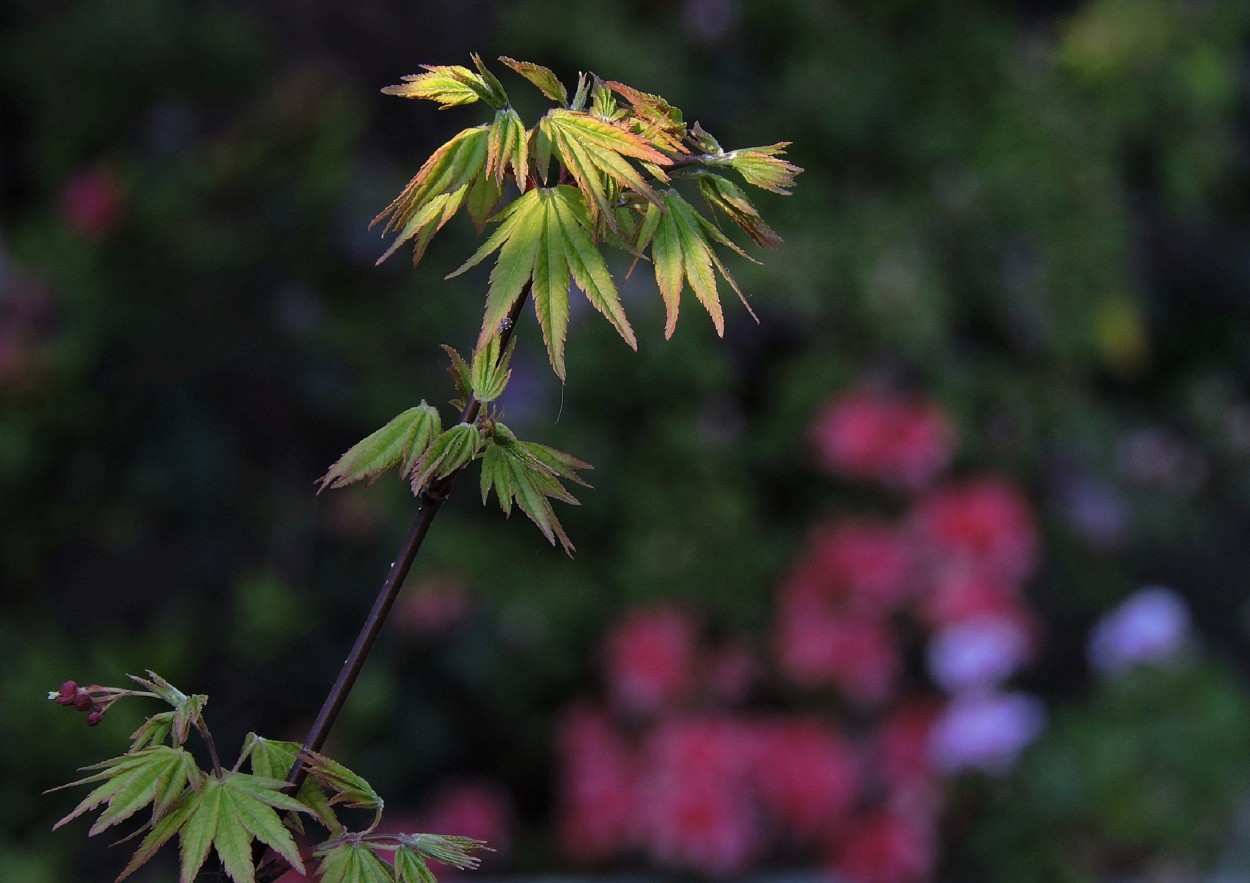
85,710 -> 104,727
73,691 -> 94,712
55,681 -> 79,705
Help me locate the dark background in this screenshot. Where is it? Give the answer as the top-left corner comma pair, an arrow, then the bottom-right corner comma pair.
5,0 -> 1250,879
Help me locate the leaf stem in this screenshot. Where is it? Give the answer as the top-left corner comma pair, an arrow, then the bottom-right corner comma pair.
254,283 -> 532,883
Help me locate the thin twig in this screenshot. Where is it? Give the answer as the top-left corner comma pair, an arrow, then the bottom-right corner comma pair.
253,285 -> 532,883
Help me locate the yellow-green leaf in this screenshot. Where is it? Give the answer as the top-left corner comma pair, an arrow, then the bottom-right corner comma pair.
708,142 -> 802,194
317,404 -> 443,492
499,56 -> 567,104
381,59 -> 506,110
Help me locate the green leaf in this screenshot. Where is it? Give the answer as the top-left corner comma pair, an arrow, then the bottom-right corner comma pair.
51,745 -> 201,837
243,734 -> 341,835
407,423 -> 483,495
125,672 -> 206,746
449,186 -> 635,379
550,187 -> 637,352
315,841 -> 395,883
392,833 -> 490,870
637,190 -> 758,338
372,125 -> 491,265
498,56 -> 567,105
128,711 -> 174,752
318,404 -> 443,493
486,107 -> 529,187
705,142 -> 802,194
470,334 -> 517,403
696,172 -> 782,249
537,109 -> 670,223
381,59 -> 506,109
178,773 -> 311,883
688,121 -> 722,154
479,425 -> 589,556
440,345 -> 472,406
446,189 -> 545,353
394,847 -> 439,883
117,789 -> 197,881
298,749 -> 384,817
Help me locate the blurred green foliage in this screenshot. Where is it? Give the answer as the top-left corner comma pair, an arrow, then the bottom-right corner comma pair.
5,0 -> 1250,879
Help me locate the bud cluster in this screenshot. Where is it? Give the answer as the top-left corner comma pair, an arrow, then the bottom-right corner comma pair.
50,680 -> 106,726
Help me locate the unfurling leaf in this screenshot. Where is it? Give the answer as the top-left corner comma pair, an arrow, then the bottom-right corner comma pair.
605,80 -> 688,155
486,107 -> 529,187
447,186 -> 636,379
705,142 -> 802,194
318,404 -> 443,493
636,189 -> 757,338
394,847 -> 440,883
408,422 -> 483,495
381,56 -> 507,110
394,833 -> 491,870
498,56 -> 567,105
470,333 -> 517,403
696,172 -> 783,249
441,344 -> 473,406
298,749 -> 384,816
480,424 -> 591,556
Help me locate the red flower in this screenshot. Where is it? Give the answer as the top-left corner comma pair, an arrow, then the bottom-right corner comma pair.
59,166 -> 124,239
806,519 -> 916,613
911,477 -> 1038,585
831,809 -> 935,883
810,387 -> 955,491
752,717 -> 860,843
603,606 -> 697,716
774,578 -> 900,705
555,704 -> 637,863
634,715 -> 762,875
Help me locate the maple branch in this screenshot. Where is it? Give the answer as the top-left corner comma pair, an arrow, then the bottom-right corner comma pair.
254,284 -> 533,883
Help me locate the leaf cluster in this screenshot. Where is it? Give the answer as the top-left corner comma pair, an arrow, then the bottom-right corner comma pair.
374,55 -> 801,379
48,675 -> 490,883
319,342 -> 591,554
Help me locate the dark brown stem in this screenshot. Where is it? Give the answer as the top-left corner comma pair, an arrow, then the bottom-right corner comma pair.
254,285 -> 531,883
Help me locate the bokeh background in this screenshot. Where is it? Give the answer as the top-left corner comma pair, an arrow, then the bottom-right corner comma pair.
6,0 -> 1250,880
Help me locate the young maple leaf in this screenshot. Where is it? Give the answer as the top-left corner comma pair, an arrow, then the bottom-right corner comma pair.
446,185 -> 637,379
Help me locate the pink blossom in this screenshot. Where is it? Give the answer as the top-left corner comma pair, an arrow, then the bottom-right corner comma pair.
554,704 -> 637,862
927,691 -> 1045,776
59,166 -> 124,239
926,614 -> 1032,695
875,701 -> 940,790
911,477 -> 1038,584
810,386 -> 955,491
603,606 -> 697,716
831,809 -> 936,883
634,715 -> 762,875
752,717 -> 860,843
920,568 -> 1023,628
774,594 -> 899,704
805,519 -> 916,612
